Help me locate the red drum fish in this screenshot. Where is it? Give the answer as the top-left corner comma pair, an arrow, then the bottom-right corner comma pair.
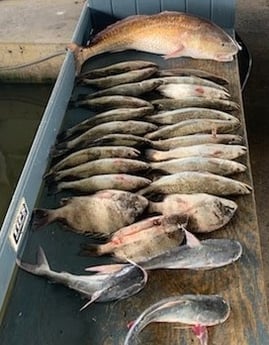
68,11 -> 240,73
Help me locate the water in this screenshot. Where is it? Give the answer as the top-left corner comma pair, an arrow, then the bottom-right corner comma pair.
0,83 -> 53,227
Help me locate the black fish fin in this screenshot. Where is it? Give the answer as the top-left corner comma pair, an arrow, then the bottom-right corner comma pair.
56,130 -> 69,142
49,145 -> 69,159
31,209 -> 52,230
46,182 -> 60,196
68,99 -> 79,108
43,170 -> 57,184
79,243 -> 100,256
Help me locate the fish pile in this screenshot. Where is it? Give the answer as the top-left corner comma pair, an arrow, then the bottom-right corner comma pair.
17,11 -> 248,345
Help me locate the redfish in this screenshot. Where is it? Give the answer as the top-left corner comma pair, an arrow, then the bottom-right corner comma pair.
68,11 -> 239,74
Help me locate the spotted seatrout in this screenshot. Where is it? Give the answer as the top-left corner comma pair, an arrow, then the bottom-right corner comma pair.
146,144 -> 247,161
150,157 -> 246,176
68,11 -> 240,74
138,171 -> 252,196
78,60 -> 157,79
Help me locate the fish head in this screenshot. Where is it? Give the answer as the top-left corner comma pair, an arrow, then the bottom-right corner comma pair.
97,264 -> 147,302
185,24 -> 240,62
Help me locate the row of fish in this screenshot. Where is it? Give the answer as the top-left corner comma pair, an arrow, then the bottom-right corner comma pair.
18,11 -> 245,344
35,57 -> 247,267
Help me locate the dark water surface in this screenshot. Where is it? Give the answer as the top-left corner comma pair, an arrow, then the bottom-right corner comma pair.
0,83 -> 53,227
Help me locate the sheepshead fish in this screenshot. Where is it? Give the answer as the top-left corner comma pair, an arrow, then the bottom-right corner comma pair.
138,171 -> 252,196
148,193 -> 237,232
17,247 -> 147,311
150,156 -> 246,176
55,174 -> 151,194
78,60 -> 158,79
68,11 -> 239,74
32,190 -> 148,235
146,144 -> 247,161
140,230 -> 242,270
57,107 -> 153,142
80,214 -> 186,262
124,294 -> 230,345
151,134 -> 243,150
46,158 -> 149,182
47,146 -> 141,173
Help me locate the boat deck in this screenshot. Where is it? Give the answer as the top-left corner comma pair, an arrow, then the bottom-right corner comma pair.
0,50 -> 268,344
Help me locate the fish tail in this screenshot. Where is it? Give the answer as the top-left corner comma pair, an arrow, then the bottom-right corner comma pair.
50,142 -> 70,158
49,145 -> 69,159
79,243 -> 102,257
43,170 -> 57,184
16,246 -> 51,276
145,149 -> 160,162
31,208 -> 55,230
47,181 -> 61,196
67,42 -> 85,76
68,99 -> 78,108
56,129 -> 70,142
147,201 -> 161,214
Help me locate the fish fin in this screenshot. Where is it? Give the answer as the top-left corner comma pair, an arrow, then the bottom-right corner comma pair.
49,145 -> 69,159
79,291 -> 102,311
16,246 -> 50,275
43,170 -> 57,184
31,208 -> 53,230
59,197 -> 73,206
184,229 -> 201,248
67,42 -> 84,76
125,258 -> 148,284
56,129 -> 70,142
46,182 -> 61,196
192,325 -> 208,345
85,264 -> 126,274
164,45 -> 185,59
79,243 -> 101,257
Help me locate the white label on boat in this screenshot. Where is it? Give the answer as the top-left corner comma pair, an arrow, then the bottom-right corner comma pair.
9,198 -> 29,251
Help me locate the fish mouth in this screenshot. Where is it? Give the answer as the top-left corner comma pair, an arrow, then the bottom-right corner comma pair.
215,54 -> 235,62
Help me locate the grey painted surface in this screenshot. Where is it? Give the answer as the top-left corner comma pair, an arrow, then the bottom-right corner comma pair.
0,1 -> 90,313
